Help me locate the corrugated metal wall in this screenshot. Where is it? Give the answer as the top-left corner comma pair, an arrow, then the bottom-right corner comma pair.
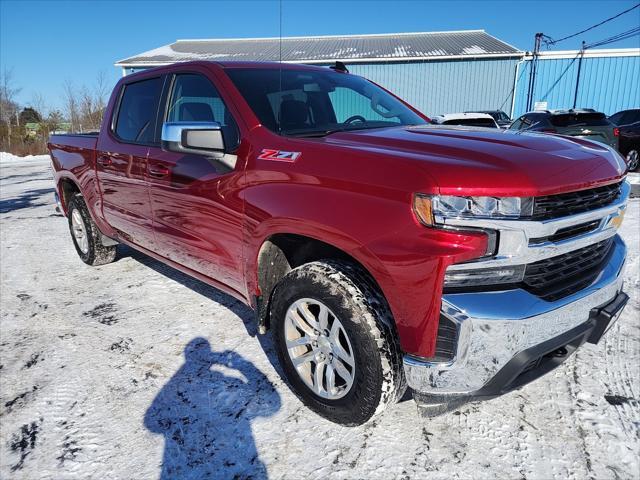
512,54 -> 640,118
123,51 -> 639,121
346,59 -> 519,117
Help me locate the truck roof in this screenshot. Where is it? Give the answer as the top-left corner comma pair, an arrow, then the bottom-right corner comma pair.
122,60 -> 333,81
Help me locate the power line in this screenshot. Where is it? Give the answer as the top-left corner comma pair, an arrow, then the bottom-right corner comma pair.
539,51 -> 583,101
543,3 -> 640,47
584,26 -> 640,49
526,25 -> 639,108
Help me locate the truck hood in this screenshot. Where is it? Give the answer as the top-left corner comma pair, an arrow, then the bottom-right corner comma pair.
321,125 -> 626,196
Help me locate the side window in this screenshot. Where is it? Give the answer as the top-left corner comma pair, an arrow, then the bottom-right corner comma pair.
510,116 -> 524,130
114,77 -> 163,144
609,111 -> 624,125
166,74 -> 240,150
623,110 -> 640,125
520,114 -> 535,129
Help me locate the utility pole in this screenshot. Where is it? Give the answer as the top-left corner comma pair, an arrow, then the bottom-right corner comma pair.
526,33 -> 543,112
573,41 -> 586,109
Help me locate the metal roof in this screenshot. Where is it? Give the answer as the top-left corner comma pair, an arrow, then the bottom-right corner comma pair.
116,30 -> 522,67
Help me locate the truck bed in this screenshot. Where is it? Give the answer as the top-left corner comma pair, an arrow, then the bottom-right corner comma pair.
48,133 -> 99,187
49,133 -> 99,151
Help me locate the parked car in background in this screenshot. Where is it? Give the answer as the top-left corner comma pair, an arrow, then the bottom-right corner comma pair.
608,108 -> 640,127
431,112 -> 498,128
465,109 -> 511,128
618,121 -> 640,171
509,109 -> 618,149
48,61 -> 629,425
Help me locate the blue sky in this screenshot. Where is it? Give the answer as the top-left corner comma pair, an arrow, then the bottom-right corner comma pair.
1,0 -> 639,111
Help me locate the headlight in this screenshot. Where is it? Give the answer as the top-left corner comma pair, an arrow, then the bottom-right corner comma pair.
444,265 -> 525,288
413,194 -> 533,225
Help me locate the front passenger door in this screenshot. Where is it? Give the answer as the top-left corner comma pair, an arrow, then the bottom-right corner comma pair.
146,72 -> 246,295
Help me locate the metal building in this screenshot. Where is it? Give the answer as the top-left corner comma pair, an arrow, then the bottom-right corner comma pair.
116,31 -> 639,118
512,49 -> 640,118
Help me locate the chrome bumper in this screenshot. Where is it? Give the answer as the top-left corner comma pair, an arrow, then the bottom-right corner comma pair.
405,235 -> 626,394
405,182 -> 630,396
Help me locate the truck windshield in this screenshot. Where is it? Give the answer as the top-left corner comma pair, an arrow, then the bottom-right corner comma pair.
226,67 -> 427,137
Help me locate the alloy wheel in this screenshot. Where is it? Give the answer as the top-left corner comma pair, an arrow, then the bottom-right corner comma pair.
71,208 -> 89,254
284,298 -> 355,400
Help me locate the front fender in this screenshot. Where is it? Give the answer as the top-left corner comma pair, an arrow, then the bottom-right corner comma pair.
241,178 -> 486,357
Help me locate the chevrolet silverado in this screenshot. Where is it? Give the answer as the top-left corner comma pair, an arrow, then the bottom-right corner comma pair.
48,61 -> 630,425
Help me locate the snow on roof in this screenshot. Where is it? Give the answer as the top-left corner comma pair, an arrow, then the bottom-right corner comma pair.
116,30 -> 522,66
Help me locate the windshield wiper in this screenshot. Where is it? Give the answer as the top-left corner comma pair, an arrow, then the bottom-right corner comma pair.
286,128 -> 346,138
285,124 -> 394,138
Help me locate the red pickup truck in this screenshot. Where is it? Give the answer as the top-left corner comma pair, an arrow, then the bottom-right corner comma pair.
48,61 -> 630,425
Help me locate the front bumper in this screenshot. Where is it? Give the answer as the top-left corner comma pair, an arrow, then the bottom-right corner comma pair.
404,231 -> 628,398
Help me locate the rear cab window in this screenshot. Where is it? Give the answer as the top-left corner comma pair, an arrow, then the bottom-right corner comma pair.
623,110 -> 640,125
113,77 -> 163,144
443,118 -> 497,128
550,112 -> 610,127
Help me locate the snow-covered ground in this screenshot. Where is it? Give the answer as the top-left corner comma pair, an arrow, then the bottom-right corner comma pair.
0,156 -> 638,480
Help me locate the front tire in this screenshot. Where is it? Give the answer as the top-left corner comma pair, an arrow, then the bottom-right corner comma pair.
271,260 -> 405,425
67,194 -> 117,266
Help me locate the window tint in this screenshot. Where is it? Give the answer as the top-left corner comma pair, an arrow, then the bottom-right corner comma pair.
443,118 -> 497,128
114,77 -> 162,143
520,115 -> 535,129
609,111 -> 624,125
509,117 -> 524,130
497,111 -> 510,122
166,74 -> 240,150
550,112 -> 609,127
623,110 -> 640,125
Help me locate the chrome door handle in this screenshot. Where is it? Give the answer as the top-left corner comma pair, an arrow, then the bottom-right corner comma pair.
97,155 -> 112,166
149,165 -> 170,177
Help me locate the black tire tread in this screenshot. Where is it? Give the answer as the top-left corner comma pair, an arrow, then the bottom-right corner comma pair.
271,259 -> 406,425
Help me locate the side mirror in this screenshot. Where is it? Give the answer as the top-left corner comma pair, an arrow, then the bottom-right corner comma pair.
161,122 -> 225,155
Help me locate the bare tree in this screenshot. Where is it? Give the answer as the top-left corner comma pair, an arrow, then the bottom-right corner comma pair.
30,92 -> 49,119
64,72 -> 110,133
0,69 -> 22,148
29,92 -> 51,150
63,79 -> 81,132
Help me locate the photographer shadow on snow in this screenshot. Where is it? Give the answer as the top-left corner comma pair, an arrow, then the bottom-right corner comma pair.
144,337 -> 281,479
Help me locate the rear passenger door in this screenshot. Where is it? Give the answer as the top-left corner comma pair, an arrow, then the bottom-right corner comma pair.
146,71 -> 246,295
96,75 -> 164,250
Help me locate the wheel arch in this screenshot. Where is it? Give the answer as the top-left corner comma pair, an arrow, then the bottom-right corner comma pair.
253,231 -> 394,334
57,176 -> 82,215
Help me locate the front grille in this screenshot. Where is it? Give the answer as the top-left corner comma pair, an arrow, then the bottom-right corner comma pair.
532,182 -> 622,220
522,238 -> 614,301
529,220 -> 601,245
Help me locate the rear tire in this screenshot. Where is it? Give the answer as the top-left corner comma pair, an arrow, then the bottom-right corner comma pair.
271,260 -> 406,426
626,149 -> 638,171
67,194 -> 116,266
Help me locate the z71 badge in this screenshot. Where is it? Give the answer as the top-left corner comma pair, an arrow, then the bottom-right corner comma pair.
257,149 -> 301,162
